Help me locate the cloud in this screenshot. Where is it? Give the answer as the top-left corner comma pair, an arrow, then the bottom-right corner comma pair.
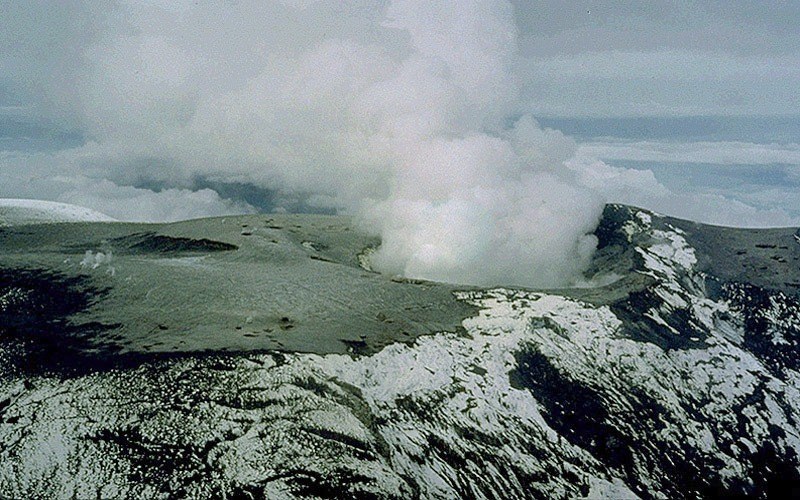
730,188 -> 800,218
578,140 -> 800,166
509,1 -> 800,116
511,1 -> 800,59
566,157 -> 800,227
0,149 -> 254,222
59,181 -> 255,223
519,51 -> 800,117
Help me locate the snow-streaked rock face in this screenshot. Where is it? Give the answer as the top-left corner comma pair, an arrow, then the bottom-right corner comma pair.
1,206 -> 800,498
0,199 -> 115,226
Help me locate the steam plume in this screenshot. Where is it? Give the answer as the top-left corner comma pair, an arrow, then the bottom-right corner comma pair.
4,0 -> 608,287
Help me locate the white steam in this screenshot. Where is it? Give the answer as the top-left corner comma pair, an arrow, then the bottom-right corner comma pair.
1,0 -> 609,288
14,1 -> 797,287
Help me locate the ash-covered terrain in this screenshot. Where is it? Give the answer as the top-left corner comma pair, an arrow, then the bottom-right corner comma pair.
2,203 -> 800,499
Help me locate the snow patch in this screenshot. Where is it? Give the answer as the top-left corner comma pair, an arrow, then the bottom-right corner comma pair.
0,199 -> 115,226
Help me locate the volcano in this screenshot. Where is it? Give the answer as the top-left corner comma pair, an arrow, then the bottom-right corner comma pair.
1,201 -> 799,498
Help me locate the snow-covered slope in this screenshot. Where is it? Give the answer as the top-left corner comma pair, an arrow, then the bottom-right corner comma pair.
1,206 -> 799,498
0,199 -> 115,226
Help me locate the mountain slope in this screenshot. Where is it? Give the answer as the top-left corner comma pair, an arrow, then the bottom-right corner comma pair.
1,205 -> 799,498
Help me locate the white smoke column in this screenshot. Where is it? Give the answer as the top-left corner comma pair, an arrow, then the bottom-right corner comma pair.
367,119 -> 604,287
364,1 -> 604,287
2,0 -> 606,288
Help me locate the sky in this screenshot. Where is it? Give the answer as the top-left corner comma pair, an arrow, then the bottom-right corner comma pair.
0,0 -> 798,286
512,1 -> 800,117
3,1 -> 799,117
